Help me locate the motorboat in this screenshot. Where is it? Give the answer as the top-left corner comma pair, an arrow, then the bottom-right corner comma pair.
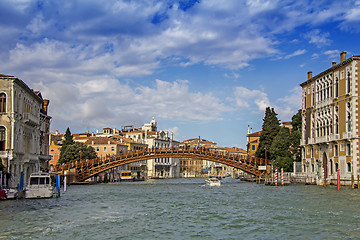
25,172 -> 54,199
205,177 -> 221,186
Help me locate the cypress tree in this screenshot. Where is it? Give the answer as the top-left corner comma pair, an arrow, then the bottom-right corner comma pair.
62,127 -> 74,146
255,107 -> 281,159
289,109 -> 302,162
59,127 -> 75,164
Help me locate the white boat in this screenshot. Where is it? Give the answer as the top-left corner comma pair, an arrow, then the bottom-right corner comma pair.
25,172 -> 54,199
205,177 -> 221,186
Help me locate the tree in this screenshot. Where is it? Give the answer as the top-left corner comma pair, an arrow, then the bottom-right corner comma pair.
59,142 -> 97,164
270,127 -> 293,171
62,127 -> 74,146
289,109 -> 302,162
255,107 -> 281,159
59,127 -> 74,163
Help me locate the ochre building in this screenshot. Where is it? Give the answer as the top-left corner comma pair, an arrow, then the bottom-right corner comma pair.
300,51 -> 360,185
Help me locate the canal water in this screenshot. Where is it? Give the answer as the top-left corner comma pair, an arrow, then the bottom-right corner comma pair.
1,178 -> 360,240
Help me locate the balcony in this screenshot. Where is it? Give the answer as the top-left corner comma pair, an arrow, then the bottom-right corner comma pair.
23,113 -> 39,126
342,132 -> 352,139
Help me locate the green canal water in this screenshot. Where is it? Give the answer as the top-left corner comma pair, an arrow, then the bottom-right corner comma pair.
1,178 -> 360,240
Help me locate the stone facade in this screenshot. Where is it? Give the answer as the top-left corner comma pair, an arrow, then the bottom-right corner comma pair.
0,74 -> 51,188
300,52 -> 360,185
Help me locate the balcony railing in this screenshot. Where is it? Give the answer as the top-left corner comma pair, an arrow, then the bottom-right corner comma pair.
23,113 -> 39,126
342,132 -> 352,139
304,132 -> 353,145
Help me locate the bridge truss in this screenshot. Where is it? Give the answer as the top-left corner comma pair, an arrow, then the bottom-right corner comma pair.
55,148 -> 271,182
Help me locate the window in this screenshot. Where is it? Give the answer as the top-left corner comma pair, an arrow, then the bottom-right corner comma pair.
334,144 -> 338,157
96,147 -> 100,152
347,162 -> 351,172
104,147 -> 107,152
311,147 -> 314,158
335,163 -> 339,171
330,159 -> 333,174
111,146 -> 115,151
347,143 -> 351,156
347,72 -> 351,94
334,78 -> 339,98
340,143 -> 345,152
251,145 -> 256,151
0,126 -> 5,150
0,93 -> 6,113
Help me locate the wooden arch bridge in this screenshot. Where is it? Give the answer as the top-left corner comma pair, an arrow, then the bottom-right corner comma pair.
54,148 -> 271,182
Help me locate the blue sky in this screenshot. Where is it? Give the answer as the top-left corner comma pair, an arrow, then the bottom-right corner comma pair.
1,0 -> 360,148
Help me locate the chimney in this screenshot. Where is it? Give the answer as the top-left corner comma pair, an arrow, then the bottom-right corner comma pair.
307,71 -> 313,80
43,99 -> 49,114
340,51 -> 347,62
332,61 -> 337,66
171,132 -> 173,141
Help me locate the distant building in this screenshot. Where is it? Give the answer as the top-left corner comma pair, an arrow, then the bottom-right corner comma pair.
0,74 -> 51,188
84,137 -> 128,158
246,130 -> 262,156
300,51 -> 360,185
48,141 -> 61,171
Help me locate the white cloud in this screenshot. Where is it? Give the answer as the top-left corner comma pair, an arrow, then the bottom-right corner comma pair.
233,86 -> 301,121
324,50 -> 340,59
234,86 -> 271,112
305,29 -> 331,47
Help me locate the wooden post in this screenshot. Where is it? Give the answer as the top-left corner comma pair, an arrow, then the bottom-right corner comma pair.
352,175 -> 354,189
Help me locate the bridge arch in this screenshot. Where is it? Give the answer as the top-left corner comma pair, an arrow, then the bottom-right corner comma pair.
55,148 -> 270,182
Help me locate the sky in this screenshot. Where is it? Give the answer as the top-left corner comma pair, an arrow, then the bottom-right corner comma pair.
1,0 -> 360,149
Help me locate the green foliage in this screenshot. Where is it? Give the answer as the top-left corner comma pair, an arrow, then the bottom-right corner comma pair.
62,127 -> 74,146
289,109 -> 302,162
59,142 -> 97,164
255,107 -> 281,159
270,127 -> 293,171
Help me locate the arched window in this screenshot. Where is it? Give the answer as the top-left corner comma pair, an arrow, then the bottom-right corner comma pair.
347,162 -> 351,172
347,72 -> 351,94
330,159 -> 333,175
0,126 -> 5,151
0,93 -> 6,113
334,78 -> 339,98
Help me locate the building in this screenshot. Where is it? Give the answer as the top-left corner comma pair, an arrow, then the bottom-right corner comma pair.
123,118 -> 180,178
84,137 -> 128,158
0,74 -> 51,188
246,130 -> 262,156
300,51 -> 360,185
179,138 -> 216,177
48,141 -> 61,171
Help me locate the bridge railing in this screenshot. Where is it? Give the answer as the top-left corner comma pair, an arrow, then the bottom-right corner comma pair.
54,147 -> 271,173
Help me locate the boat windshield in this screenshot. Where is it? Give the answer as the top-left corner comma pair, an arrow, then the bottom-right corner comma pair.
30,177 -> 50,185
